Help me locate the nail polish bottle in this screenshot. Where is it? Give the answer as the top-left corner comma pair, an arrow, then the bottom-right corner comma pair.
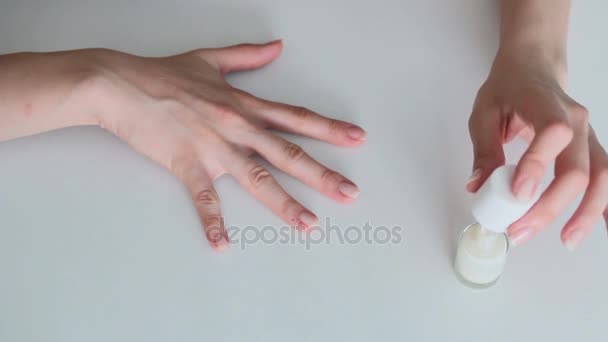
454,165 -> 538,288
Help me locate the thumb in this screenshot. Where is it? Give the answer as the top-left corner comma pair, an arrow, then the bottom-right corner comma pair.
200,40 -> 283,74
466,107 -> 506,192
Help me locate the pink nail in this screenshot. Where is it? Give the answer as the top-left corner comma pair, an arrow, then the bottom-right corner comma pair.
347,126 -> 366,140
509,227 -> 534,246
339,182 -> 360,199
564,229 -> 585,252
515,177 -> 536,201
299,211 -> 319,227
466,168 -> 482,185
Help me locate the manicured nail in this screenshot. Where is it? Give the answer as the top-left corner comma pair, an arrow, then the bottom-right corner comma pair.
339,182 -> 360,199
515,177 -> 536,201
299,211 -> 319,227
347,126 -> 366,140
509,227 -> 534,246
564,229 -> 585,252
467,168 -> 482,185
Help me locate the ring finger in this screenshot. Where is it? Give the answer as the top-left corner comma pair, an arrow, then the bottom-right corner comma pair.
227,153 -> 319,230
247,131 -> 360,203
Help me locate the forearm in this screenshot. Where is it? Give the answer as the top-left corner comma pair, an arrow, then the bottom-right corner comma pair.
0,51 -> 98,142
497,0 -> 571,82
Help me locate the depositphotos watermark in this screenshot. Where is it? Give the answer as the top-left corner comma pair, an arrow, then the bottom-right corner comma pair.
219,217 -> 404,250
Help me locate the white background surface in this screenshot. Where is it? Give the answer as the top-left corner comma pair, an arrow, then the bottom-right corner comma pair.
0,1 -> 607,341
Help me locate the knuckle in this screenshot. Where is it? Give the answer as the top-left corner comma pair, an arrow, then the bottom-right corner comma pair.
202,214 -> 223,229
284,143 -> 305,162
521,150 -> 547,170
565,168 -> 590,191
544,120 -> 573,141
281,198 -> 300,217
248,165 -> 273,188
215,104 -> 238,117
194,189 -> 219,206
328,119 -> 342,135
292,106 -> 312,121
213,104 -> 244,124
292,106 -> 309,119
320,168 -> 341,184
570,103 -> 590,123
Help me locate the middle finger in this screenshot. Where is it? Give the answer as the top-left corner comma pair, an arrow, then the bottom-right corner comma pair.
246,130 -> 360,203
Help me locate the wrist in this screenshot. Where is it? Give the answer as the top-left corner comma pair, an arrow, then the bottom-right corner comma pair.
498,0 -> 570,86
494,45 -> 568,87
72,50 -> 142,132
0,52 -> 103,141
54,49 -> 128,130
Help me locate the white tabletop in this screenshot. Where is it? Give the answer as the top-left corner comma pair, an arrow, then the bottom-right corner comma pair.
1,1 -> 607,341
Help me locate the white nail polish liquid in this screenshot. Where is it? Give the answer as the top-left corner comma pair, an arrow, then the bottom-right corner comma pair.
454,165 -> 538,288
454,223 -> 508,288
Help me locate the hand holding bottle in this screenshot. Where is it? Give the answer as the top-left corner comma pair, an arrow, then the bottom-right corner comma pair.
466,0 -> 608,250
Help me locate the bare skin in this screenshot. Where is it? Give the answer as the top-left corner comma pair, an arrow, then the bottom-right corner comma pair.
466,0 -> 608,250
0,41 -> 366,251
1,2 -> 605,253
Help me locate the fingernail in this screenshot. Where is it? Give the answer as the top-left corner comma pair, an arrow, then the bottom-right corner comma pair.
466,168 -> 482,185
209,231 -> 230,252
347,126 -> 366,140
299,211 -> 319,227
564,229 -> 585,252
339,182 -> 360,199
509,227 -> 534,246
515,177 -> 536,201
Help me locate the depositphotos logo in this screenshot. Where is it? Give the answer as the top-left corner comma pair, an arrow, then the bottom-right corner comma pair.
220,217 -> 404,250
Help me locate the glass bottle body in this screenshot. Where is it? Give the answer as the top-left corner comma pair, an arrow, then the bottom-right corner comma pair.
454,223 -> 510,288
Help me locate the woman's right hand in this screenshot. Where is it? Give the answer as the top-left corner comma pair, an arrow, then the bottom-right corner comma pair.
29,41 -> 365,250
467,49 -> 608,250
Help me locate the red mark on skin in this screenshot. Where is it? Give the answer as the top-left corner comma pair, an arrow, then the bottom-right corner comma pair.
23,103 -> 32,118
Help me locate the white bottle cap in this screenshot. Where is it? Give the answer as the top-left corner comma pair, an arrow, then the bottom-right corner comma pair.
471,165 -> 538,233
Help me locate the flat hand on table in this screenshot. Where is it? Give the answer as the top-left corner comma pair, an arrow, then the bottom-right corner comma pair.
69,41 -> 365,250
